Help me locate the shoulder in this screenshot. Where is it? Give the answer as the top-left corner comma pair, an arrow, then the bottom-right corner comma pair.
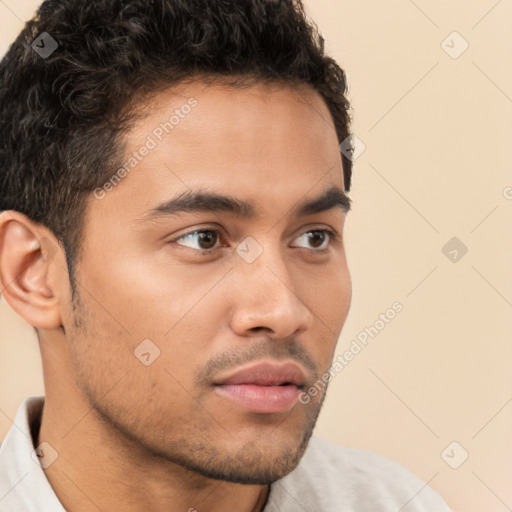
265,437 -> 452,512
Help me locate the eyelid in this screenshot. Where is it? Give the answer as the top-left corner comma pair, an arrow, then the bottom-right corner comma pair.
169,223 -> 224,241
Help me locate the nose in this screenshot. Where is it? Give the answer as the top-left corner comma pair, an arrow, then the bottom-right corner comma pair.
229,248 -> 315,340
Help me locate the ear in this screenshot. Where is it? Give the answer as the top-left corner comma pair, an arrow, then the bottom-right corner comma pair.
0,211 -> 64,329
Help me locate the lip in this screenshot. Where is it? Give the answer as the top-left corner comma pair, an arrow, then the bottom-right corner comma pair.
213,361 -> 306,414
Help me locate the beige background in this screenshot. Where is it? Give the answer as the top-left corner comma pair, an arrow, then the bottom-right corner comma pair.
1,1 -> 511,511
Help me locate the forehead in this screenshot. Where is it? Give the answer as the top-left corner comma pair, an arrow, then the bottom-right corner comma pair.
90,79 -> 345,221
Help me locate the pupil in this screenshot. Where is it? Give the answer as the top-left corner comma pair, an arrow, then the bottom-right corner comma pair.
309,231 -> 325,248
198,231 -> 217,249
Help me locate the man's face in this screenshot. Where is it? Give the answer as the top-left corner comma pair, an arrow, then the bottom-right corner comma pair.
62,80 -> 351,484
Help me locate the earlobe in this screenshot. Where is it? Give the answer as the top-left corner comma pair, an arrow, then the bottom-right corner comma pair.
0,211 -> 63,329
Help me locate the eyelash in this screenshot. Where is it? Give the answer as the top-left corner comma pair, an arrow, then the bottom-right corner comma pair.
171,228 -> 338,255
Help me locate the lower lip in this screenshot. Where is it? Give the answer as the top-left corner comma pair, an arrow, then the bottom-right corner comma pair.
215,384 -> 301,413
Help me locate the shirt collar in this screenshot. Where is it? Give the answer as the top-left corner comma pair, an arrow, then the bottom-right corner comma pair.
0,396 -> 66,512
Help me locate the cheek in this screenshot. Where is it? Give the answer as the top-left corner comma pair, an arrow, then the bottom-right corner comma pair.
79,239 -> 229,338
307,262 -> 351,363
302,260 -> 351,322
70,243 -> 232,401
66,296 -> 201,421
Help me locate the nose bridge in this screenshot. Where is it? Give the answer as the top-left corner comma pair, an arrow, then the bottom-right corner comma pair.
230,236 -> 314,336
240,236 -> 295,301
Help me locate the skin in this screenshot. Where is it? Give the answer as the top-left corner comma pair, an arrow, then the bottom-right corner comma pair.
0,79 -> 352,512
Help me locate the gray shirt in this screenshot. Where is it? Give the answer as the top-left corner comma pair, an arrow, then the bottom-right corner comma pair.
0,396 -> 451,511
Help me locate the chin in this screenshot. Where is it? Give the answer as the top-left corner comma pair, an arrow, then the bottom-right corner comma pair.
188,423 -> 315,485
198,441 -> 309,484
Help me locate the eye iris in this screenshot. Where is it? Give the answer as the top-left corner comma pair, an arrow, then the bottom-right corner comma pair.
308,231 -> 326,248
198,231 -> 217,249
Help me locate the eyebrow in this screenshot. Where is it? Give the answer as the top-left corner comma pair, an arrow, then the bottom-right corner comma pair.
139,185 -> 351,222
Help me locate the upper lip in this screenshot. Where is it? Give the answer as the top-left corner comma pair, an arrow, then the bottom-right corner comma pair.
213,361 -> 306,388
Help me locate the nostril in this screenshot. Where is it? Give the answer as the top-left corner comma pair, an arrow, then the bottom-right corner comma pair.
248,326 -> 272,333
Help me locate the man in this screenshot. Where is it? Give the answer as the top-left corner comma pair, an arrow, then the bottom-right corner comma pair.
0,0 -> 452,510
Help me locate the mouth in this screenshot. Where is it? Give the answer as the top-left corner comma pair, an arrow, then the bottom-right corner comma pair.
213,361 -> 306,414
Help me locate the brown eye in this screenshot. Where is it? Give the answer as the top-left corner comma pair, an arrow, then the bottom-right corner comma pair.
175,230 -> 220,251
196,230 -> 218,249
291,229 -> 334,251
307,231 -> 328,248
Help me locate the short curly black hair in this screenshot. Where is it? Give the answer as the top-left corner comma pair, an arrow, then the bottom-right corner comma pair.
0,0 -> 352,293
